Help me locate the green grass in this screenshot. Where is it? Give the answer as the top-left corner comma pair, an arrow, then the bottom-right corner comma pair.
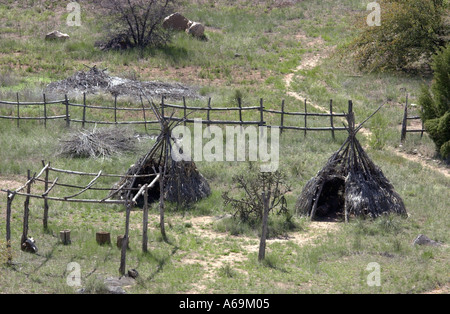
0,0 -> 448,294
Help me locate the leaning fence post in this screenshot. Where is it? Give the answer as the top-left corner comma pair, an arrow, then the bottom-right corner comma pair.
64,94 -> 70,128
329,99 -> 335,140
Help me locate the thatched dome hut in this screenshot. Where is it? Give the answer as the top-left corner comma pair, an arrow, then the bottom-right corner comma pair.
296,109 -> 407,221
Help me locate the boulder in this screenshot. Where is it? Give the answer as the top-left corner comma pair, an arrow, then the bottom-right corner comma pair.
45,30 -> 70,41
412,234 -> 442,247
187,22 -> 205,39
162,12 -> 190,31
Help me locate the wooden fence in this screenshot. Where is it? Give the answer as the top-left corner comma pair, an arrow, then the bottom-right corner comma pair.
0,93 -> 351,138
400,95 -> 425,142
1,160 -> 161,275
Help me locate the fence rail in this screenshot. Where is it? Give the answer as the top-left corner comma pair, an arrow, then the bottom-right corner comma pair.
0,93 -> 353,138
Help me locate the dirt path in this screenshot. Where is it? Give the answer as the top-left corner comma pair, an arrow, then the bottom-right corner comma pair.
283,35 -> 450,179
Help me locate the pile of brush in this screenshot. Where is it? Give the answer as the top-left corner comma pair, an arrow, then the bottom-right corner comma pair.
59,126 -> 137,159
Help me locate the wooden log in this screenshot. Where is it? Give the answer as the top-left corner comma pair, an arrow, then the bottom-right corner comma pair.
96,231 -> 111,245
59,230 -> 71,245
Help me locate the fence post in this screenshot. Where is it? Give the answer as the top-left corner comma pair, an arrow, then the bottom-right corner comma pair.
140,95 -> 148,133
161,96 -> 165,121
207,97 -> 211,129
21,170 -> 32,249
43,93 -> 47,129
238,98 -> 243,127
16,93 -> 20,128
259,98 -> 264,126
82,92 -> 86,129
119,199 -> 132,276
183,96 -> 187,127
304,99 -> 307,137
42,160 -> 49,230
401,95 -> 408,142
142,185 -> 149,253
114,95 -> 118,125
6,191 -> 15,263
280,99 -> 285,135
329,99 -> 335,140
64,94 -> 70,128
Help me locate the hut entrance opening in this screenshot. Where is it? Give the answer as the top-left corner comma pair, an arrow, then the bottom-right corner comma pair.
315,177 -> 345,220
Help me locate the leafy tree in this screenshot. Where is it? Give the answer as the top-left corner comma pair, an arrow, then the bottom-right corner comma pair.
350,0 -> 449,72
419,44 -> 450,159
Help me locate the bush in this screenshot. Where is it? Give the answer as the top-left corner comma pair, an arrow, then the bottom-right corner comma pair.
420,44 -> 450,159
94,0 -> 176,50
350,0 -> 449,72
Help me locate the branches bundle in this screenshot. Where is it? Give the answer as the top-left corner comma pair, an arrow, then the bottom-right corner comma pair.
59,126 -> 137,159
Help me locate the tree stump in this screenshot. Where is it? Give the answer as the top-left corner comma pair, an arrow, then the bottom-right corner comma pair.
96,232 -> 111,245
59,230 -> 71,245
116,235 -> 129,249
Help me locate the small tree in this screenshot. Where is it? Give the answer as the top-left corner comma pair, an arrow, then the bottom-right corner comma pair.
419,44 -> 450,159
95,0 -> 176,50
222,164 -> 291,261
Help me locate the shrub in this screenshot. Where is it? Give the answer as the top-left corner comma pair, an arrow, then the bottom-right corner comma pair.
94,0 -> 176,50
350,0 -> 449,72
419,44 -> 450,159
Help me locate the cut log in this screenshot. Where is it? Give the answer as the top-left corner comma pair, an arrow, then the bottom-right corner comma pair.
60,229 -> 71,245
96,231 -> 111,245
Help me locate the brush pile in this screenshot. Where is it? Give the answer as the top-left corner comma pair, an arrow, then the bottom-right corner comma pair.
59,126 -> 137,159
45,65 -> 199,101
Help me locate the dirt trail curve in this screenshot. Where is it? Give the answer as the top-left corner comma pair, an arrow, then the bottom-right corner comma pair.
284,35 -> 449,179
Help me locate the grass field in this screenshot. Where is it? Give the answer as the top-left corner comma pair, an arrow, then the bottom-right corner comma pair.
0,0 -> 448,294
